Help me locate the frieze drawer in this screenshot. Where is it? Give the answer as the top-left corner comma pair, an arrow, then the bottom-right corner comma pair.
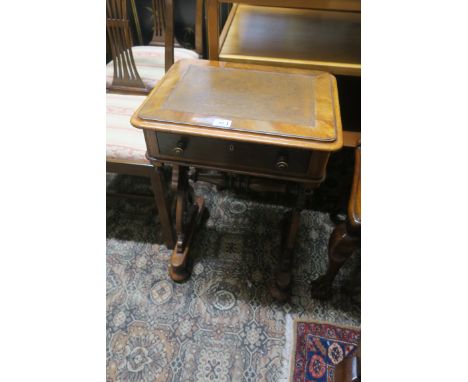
156,132 -> 312,176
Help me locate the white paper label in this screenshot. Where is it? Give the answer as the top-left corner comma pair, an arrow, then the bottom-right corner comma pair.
212,119 -> 232,128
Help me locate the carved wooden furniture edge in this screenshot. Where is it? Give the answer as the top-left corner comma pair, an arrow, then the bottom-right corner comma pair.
347,142 -> 361,232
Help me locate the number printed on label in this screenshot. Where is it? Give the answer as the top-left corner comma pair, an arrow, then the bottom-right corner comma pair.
212,119 -> 232,128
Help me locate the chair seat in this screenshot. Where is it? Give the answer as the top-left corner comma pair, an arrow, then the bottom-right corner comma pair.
106,46 -> 199,90
106,93 -> 148,164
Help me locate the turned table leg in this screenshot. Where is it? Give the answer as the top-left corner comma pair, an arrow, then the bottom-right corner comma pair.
271,187 -> 306,302
310,222 -> 360,299
169,165 -> 205,282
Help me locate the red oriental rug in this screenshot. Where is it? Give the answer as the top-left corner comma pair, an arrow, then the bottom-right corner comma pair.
290,320 -> 360,382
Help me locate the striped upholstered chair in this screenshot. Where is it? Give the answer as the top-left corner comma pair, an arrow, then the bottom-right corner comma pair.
106,0 -> 202,248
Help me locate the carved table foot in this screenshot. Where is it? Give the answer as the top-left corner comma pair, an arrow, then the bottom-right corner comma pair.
169,196 -> 205,282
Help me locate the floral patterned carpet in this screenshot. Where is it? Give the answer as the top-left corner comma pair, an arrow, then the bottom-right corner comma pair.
106,149 -> 360,382
291,320 -> 360,382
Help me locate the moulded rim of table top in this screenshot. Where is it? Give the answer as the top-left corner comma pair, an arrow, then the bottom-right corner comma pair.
131,60 -> 343,152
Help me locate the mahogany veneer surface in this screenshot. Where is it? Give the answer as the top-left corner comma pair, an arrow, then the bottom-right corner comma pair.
133,59 -> 343,151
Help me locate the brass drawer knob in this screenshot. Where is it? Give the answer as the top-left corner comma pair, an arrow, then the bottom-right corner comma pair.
173,140 -> 185,155
276,154 -> 289,170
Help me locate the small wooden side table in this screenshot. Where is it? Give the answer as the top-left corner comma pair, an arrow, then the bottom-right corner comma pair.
131,59 -> 343,300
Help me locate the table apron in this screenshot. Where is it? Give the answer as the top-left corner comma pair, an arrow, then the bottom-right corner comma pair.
146,132 -> 330,186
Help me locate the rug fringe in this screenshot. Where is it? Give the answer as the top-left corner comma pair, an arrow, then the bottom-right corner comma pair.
280,314 -> 294,382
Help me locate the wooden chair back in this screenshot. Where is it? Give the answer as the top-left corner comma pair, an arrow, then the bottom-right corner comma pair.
106,0 -> 149,94
106,0 -> 176,175
149,0 -> 167,47
109,0 -> 205,89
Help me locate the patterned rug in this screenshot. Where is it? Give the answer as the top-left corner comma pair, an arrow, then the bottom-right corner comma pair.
290,320 -> 360,382
106,149 -> 360,382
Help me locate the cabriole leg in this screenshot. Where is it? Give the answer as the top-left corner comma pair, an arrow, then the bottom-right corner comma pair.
310,222 -> 359,299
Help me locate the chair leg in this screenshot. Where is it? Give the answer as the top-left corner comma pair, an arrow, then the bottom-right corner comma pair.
150,166 -> 176,249
310,222 -> 359,299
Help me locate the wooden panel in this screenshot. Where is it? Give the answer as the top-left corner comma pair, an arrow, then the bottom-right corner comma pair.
134,60 -> 342,149
219,5 -> 360,76
156,132 -> 313,177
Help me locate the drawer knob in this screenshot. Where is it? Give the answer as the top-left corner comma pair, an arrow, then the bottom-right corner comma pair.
276,154 -> 289,170
173,140 -> 185,155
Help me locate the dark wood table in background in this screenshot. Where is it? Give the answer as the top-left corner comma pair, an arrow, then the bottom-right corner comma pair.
205,0 -> 361,148
131,59 -> 343,300
207,0 -> 361,75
